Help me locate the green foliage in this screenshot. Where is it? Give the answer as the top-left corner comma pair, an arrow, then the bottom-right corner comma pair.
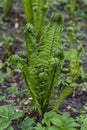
81,117 -> 87,130
0,96 -> 5,101
75,104 -> 87,130
35,111 -> 79,130
83,0 -> 87,5
7,86 -> 19,96
27,13 -> 63,114
0,105 -> 22,130
22,0 -> 34,24
3,0 -> 13,16
0,72 -> 5,84
52,27 -> 85,111
10,13 -> 64,115
4,35 -> 14,56
22,0 -> 48,37
18,118 -> 36,130
68,27 -> 85,81
9,11 -> 85,115
65,0 -> 77,18
8,0 -> 85,118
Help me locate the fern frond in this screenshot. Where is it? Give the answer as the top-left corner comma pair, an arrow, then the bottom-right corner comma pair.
27,13 -> 64,113
33,0 -> 48,36
9,54 -> 42,114
22,13 -> 64,114
24,23 -> 37,62
53,84 -> 77,111
22,0 -> 34,24
68,28 -> 84,81
22,0 -> 48,37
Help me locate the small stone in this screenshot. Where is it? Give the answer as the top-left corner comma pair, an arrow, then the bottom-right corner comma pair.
67,105 -> 71,110
1,85 -> 7,88
10,83 -> 17,87
24,99 -> 29,105
16,106 -> 22,112
14,22 -> 19,29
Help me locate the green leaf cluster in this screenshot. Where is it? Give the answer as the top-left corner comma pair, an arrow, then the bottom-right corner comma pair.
35,111 -> 79,130
81,117 -> 87,130
18,118 -> 36,130
0,105 -> 22,130
67,27 -> 85,81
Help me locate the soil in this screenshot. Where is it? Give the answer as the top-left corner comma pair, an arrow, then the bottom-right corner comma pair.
0,1 -> 87,129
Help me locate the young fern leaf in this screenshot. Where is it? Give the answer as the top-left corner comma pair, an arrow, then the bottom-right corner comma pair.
53,28 -> 84,111
24,13 -> 64,114
24,23 -> 37,62
33,0 -> 48,37
9,54 -> 41,114
37,13 -> 64,109
53,84 -> 77,111
22,0 -> 34,24
22,0 -> 48,37
37,13 -> 64,113
68,27 -> 84,81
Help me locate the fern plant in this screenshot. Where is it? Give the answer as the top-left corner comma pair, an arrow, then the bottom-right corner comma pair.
3,0 -> 13,16
68,28 -> 85,81
18,118 -> 36,130
52,27 -> 85,111
9,13 -> 85,115
81,117 -> 87,130
10,13 -> 64,115
22,0 -> 48,37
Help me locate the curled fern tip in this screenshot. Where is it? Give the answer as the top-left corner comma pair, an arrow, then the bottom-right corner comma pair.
51,13 -> 64,24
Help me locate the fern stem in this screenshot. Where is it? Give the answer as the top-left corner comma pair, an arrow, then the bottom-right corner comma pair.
53,86 -> 77,111
29,0 -> 34,24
